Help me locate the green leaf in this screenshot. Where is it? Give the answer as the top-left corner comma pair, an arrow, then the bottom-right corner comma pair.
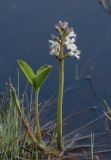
18,60 -> 35,85
33,65 -> 53,91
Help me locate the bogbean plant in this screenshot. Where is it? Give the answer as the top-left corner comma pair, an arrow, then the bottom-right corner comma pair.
49,21 -> 80,151
11,21 -> 80,158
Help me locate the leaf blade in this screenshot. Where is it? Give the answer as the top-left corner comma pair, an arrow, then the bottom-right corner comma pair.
33,65 -> 53,91
18,59 -> 35,85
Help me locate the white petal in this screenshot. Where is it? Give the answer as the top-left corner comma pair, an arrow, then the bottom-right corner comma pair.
67,50 -> 80,59
68,31 -> 76,38
67,51 -> 74,56
74,54 -> 80,59
70,38 -> 75,43
49,40 -> 54,44
67,44 -> 77,51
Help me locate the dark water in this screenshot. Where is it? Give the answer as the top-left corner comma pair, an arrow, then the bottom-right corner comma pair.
0,0 -> 111,118
0,0 -> 111,159
0,0 -> 111,115
0,0 -> 111,107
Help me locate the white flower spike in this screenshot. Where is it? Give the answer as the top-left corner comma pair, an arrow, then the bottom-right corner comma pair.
49,21 -> 81,59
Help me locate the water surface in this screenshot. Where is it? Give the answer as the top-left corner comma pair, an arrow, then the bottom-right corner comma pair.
0,0 -> 111,132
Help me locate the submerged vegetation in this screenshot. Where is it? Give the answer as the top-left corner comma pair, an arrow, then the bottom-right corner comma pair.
0,20 -> 111,160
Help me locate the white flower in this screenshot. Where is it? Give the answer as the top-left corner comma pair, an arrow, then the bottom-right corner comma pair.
67,37 -> 76,43
49,21 -> 81,59
67,30 -> 77,38
64,37 -> 76,50
64,28 -> 80,59
55,21 -> 69,33
49,40 -> 60,56
67,50 -> 80,59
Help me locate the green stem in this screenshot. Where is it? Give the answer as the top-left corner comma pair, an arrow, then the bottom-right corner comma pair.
57,58 -> 64,150
35,91 -> 43,144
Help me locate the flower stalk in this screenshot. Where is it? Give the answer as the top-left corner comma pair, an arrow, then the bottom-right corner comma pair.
35,90 -> 43,144
57,58 -> 64,150
57,38 -> 64,149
